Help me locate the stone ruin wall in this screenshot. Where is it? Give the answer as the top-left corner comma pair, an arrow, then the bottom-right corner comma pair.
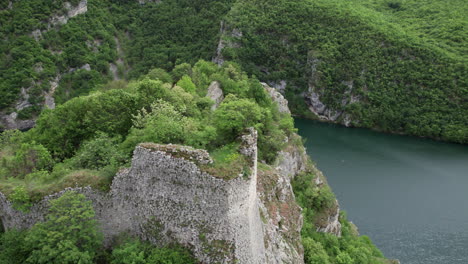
0,129 -> 269,264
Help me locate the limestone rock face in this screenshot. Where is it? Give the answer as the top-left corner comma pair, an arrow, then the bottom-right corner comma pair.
213,21 -> 243,65
261,83 -> 291,114
48,1 -> 88,28
206,81 -> 224,110
316,201 -> 342,237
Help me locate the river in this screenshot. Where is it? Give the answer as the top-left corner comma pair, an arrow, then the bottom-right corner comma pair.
295,118 -> 468,264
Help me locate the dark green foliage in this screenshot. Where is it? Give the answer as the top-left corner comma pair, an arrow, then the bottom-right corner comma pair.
54,70 -> 104,105
123,0 -> 233,76
223,0 -> 468,143
24,191 -> 103,264
0,0 -> 119,110
0,229 -> 29,264
111,239 -> 196,264
30,89 -> 139,159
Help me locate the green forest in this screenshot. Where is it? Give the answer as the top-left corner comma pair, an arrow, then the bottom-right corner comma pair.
1,0 -> 466,142
223,0 -> 467,143
0,0 -> 466,263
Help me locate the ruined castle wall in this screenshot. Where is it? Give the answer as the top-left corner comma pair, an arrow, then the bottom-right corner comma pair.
0,130 -> 266,264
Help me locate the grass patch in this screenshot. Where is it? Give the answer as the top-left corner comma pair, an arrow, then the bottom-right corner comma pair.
200,143 -> 251,180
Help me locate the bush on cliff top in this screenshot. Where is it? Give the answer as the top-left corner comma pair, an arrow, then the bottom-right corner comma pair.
0,60 -> 294,202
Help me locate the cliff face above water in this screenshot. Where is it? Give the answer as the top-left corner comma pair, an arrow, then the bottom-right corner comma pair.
1,127 -> 319,263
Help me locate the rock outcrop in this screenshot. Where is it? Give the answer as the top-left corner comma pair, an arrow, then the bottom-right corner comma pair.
1,1 -> 89,131
206,81 -> 224,110
261,83 -> 291,114
30,1 -> 88,41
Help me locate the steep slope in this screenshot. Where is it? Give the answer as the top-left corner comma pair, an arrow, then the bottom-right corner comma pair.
0,0 -> 232,129
2,0 -> 465,143
1,62 -> 390,263
217,0 -> 467,143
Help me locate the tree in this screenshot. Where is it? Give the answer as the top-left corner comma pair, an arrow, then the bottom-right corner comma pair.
214,94 -> 264,141
24,191 -> 102,264
147,68 -> 173,84
0,230 -> 29,264
303,237 -> 330,264
176,75 -> 197,94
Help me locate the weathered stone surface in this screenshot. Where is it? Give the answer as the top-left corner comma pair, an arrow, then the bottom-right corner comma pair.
0,130 -> 269,264
213,21 -> 242,65
0,111 -> 36,131
44,75 -> 60,110
48,1 -> 88,29
316,201 -> 342,237
261,82 -> 291,114
137,0 -> 162,4
206,81 -> 224,110
258,165 -> 304,264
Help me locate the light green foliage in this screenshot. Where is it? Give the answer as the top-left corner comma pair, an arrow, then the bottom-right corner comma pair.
24,191 -> 102,264
147,68 -> 173,84
303,237 -> 330,264
336,251 -> 353,264
1,60 -> 295,200
214,94 -> 264,142
177,75 -> 197,94
10,186 -> 32,212
201,143 -> 251,179
0,139 -> 53,179
111,240 -> 146,264
68,132 -> 127,170
123,100 -> 195,152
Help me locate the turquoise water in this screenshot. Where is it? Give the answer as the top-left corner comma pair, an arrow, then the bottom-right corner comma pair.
295,119 -> 468,264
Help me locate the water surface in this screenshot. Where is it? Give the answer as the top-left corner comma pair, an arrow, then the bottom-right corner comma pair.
295,119 -> 468,264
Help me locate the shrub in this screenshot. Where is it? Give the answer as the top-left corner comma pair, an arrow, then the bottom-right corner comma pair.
146,68 -> 173,84
176,75 -> 197,94
10,186 -> 31,212
0,230 -> 29,264
24,191 -> 102,264
68,132 -> 127,170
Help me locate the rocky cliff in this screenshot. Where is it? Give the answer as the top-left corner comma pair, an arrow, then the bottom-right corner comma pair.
1,128 -> 318,263
0,81 -> 345,263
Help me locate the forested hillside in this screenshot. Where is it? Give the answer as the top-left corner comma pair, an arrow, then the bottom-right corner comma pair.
1,0 -> 466,142
1,60 -> 390,264
0,0 -> 231,127
221,0 -> 467,143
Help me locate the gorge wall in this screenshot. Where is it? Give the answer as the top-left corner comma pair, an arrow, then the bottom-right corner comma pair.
0,82 -> 345,263
0,128 -> 313,263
